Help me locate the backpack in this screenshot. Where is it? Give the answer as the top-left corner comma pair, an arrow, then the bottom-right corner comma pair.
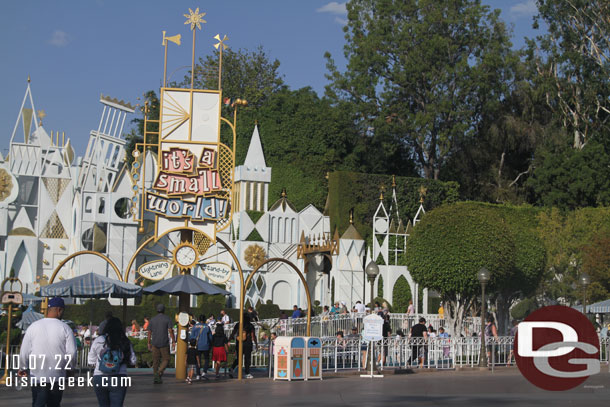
98,337 -> 124,374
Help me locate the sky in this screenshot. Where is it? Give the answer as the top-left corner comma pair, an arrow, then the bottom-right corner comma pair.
0,0 -> 544,158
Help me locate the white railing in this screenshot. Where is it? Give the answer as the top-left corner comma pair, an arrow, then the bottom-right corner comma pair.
224,313 -> 481,340
4,336 -> 608,374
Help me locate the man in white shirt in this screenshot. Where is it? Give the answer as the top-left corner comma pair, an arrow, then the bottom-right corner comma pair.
354,301 -> 366,314
19,297 -> 77,407
220,309 -> 231,325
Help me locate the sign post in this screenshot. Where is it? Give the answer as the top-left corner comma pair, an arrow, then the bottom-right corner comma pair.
360,314 -> 384,378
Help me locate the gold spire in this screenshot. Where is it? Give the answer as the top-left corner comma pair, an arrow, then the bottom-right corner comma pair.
392,174 -> 396,188
214,34 -> 229,90
37,110 -> 46,125
184,7 -> 207,89
281,188 -> 287,198
419,185 -> 427,204
27,75 -> 31,83
183,8 -> 206,30
349,209 -> 354,224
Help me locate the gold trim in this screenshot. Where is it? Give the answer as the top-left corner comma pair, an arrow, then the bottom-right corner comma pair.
49,250 -> 123,284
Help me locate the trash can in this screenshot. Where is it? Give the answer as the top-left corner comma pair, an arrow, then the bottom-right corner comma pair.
304,337 -> 322,380
274,336 -> 306,381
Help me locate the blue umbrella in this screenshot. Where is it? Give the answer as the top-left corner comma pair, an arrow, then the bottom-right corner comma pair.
22,293 -> 43,305
16,305 -> 44,330
143,274 -> 229,295
41,272 -> 142,298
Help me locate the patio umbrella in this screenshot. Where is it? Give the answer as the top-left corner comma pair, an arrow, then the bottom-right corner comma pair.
41,272 -> 143,332
22,293 -> 43,305
143,274 -> 229,296
16,305 -> 44,330
41,272 -> 142,298
573,298 -> 610,314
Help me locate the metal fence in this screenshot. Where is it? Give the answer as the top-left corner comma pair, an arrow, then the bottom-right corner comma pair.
4,336 -> 609,374
250,336 -> 610,372
225,313 -> 481,340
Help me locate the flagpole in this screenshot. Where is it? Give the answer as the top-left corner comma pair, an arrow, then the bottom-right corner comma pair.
163,32 -> 168,87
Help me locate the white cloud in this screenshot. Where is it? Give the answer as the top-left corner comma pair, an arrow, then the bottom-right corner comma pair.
49,30 -> 70,47
510,0 -> 537,18
334,17 -> 348,25
317,2 -> 347,16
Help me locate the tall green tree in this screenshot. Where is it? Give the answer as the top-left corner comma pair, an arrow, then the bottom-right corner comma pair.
325,0 -> 514,179
403,202 -> 516,336
177,45 -> 285,109
526,0 -> 610,149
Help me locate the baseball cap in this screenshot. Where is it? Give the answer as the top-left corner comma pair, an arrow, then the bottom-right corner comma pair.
48,297 -> 65,308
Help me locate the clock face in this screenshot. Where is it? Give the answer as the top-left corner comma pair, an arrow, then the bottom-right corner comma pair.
174,244 -> 197,268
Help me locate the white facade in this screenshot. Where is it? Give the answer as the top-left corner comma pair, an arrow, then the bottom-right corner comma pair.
0,82 -> 138,296
1,82 -> 424,311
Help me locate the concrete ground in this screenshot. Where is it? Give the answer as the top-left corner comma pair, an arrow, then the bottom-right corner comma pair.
1,368 -> 609,406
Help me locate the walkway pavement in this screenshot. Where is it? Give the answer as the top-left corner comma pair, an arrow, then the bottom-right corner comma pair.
1,368 -> 608,406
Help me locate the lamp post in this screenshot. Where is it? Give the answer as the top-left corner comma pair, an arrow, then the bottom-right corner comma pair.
580,272 -> 590,315
365,260 -> 380,309
477,267 -> 490,368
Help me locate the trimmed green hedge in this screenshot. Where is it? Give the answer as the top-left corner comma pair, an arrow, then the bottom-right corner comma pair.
328,171 -> 459,242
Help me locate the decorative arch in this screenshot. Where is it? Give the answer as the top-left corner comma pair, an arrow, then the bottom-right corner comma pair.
392,275 -> 412,313
11,241 -> 34,284
271,280 -> 292,310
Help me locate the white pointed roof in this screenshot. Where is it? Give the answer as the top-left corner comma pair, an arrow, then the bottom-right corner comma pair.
244,125 -> 266,168
29,127 -> 52,149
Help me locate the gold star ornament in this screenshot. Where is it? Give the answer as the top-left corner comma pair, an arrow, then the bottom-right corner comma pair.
244,244 -> 266,269
184,8 -> 206,31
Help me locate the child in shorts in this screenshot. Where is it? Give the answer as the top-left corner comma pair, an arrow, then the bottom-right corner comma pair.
186,338 -> 200,384
212,324 -> 229,378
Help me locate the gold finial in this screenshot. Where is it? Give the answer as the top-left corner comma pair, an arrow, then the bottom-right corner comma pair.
184,8 -> 206,30
419,185 -> 427,204
349,209 -> 354,224
254,119 -> 258,125
214,34 -> 228,50
392,175 -> 396,188
214,34 -> 228,90
184,8 -> 207,89
27,75 -> 31,83
281,188 -> 287,198
37,110 -> 46,125
379,184 -> 386,201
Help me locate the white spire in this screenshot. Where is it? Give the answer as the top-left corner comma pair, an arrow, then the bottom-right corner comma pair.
244,125 -> 266,168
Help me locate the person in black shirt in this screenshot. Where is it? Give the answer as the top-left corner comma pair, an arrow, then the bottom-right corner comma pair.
409,317 -> 428,367
229,313 -> 258,379
185,339 -> 200,384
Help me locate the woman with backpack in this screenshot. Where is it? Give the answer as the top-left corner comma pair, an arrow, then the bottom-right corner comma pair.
88,317 -> 137,407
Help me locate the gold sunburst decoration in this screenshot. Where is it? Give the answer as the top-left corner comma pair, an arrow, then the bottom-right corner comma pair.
244,244 -> 266,269
184,7 -> 206,31
0,169 -> 14,202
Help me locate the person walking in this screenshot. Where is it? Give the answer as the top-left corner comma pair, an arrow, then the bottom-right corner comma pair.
185,339 -> 200,384
189,314 -> 213,380
229,313 -> 257,379
88,317 -> 137,406
147,304 -> 175,384
211,324 -> 229,378
18,297 -> 77,407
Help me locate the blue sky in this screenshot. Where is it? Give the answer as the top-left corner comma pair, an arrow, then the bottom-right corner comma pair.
1,0 -> 543,157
